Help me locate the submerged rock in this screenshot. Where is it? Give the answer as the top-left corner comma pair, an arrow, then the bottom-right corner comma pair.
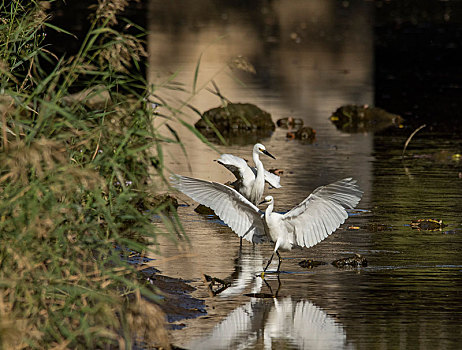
286,126 -> 316,143
330,105 -> 404,133
332,254 -> 368,268
411,219 -> 447,231
195,103 -> 275,144
367,223 -> 393,232
137,193 -> 178,213
276,117 -> 304,129
194,204 -> 216,216
298,259 -> 327,269
411,150 -> 462,164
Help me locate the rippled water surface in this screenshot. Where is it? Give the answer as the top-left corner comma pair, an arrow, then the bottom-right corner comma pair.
147,1 -> 462,349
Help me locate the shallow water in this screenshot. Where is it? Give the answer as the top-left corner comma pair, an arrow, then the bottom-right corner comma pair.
147,1 -> 462,349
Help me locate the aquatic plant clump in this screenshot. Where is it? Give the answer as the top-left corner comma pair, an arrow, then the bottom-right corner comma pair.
0,0 -> 183,348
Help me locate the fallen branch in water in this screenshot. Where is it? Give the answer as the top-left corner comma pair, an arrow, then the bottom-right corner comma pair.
402,124 -> 426,158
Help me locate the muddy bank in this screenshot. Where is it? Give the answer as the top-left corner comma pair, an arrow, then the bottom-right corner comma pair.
147,272 -> 206,329
122,249 -> 205,329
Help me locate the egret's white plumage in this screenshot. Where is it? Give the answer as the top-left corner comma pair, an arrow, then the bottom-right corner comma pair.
170,174 -> 363,272
217,143 -> 280,205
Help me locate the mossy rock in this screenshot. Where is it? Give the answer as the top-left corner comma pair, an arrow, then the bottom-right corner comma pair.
330,105 -> 404,133
298,259 -> 327,269
332,254 -> 368,268
195,103 -> 275,144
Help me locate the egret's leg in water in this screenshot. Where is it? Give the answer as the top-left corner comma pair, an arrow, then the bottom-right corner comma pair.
261,251 -> 283,278
276,251 -> 282,272
263,252 -> 274,272
262,273 -> 282,298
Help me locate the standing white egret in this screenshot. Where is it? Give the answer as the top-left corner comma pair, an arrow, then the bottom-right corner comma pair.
170,174 -> 362,274
216,143 -> 281,206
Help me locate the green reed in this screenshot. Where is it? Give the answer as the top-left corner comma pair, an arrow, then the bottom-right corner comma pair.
0,1 -> 190,348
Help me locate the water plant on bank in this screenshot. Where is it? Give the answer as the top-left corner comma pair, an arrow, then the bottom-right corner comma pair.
0,1 -> 184,348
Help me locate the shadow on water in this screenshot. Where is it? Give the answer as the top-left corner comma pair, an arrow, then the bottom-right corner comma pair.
144,0 -> 462,349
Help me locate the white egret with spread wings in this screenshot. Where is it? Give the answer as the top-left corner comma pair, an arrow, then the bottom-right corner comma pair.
171,174 -> 362,274
216,143 -> 280,206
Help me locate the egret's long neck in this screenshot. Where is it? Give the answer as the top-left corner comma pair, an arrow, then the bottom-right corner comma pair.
253,152 -> 264,182
265,201 -> 274,218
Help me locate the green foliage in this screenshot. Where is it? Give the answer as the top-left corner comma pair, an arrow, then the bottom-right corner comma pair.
0,0 -> 183,348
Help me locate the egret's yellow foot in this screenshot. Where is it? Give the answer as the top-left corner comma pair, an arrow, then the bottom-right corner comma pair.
260,271 -> 265,279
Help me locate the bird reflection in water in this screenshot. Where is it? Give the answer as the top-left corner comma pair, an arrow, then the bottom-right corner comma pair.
187,296 -> 352,350
202,245 -> 281,298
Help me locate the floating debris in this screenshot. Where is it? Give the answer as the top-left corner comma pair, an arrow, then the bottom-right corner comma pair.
402,124 -> 426,158
228,55 -> 256,74
332,254 -> 367,268
330,104 -> 403,133
269,168 -> 284,176
202,274 -> 232,297
410,150 -> 462,164
276,117 -> 304,129
298,259 -> 327,269
411,219 -> 447,231
367,223 -> 394,232
286,126 -> 316,143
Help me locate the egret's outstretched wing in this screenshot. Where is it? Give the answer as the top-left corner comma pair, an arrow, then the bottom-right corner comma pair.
216,154 -> 255,184
170,175 -> 268,243
282,178 -> 363,248
263,169 -> 281,189
218,153 -> 281,192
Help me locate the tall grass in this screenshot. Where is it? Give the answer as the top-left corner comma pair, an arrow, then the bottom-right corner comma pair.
0,0 -> 185,348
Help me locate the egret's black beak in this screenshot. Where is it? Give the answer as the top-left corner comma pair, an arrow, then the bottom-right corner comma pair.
259,199 -> 268,205
263,149 -> 276,159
